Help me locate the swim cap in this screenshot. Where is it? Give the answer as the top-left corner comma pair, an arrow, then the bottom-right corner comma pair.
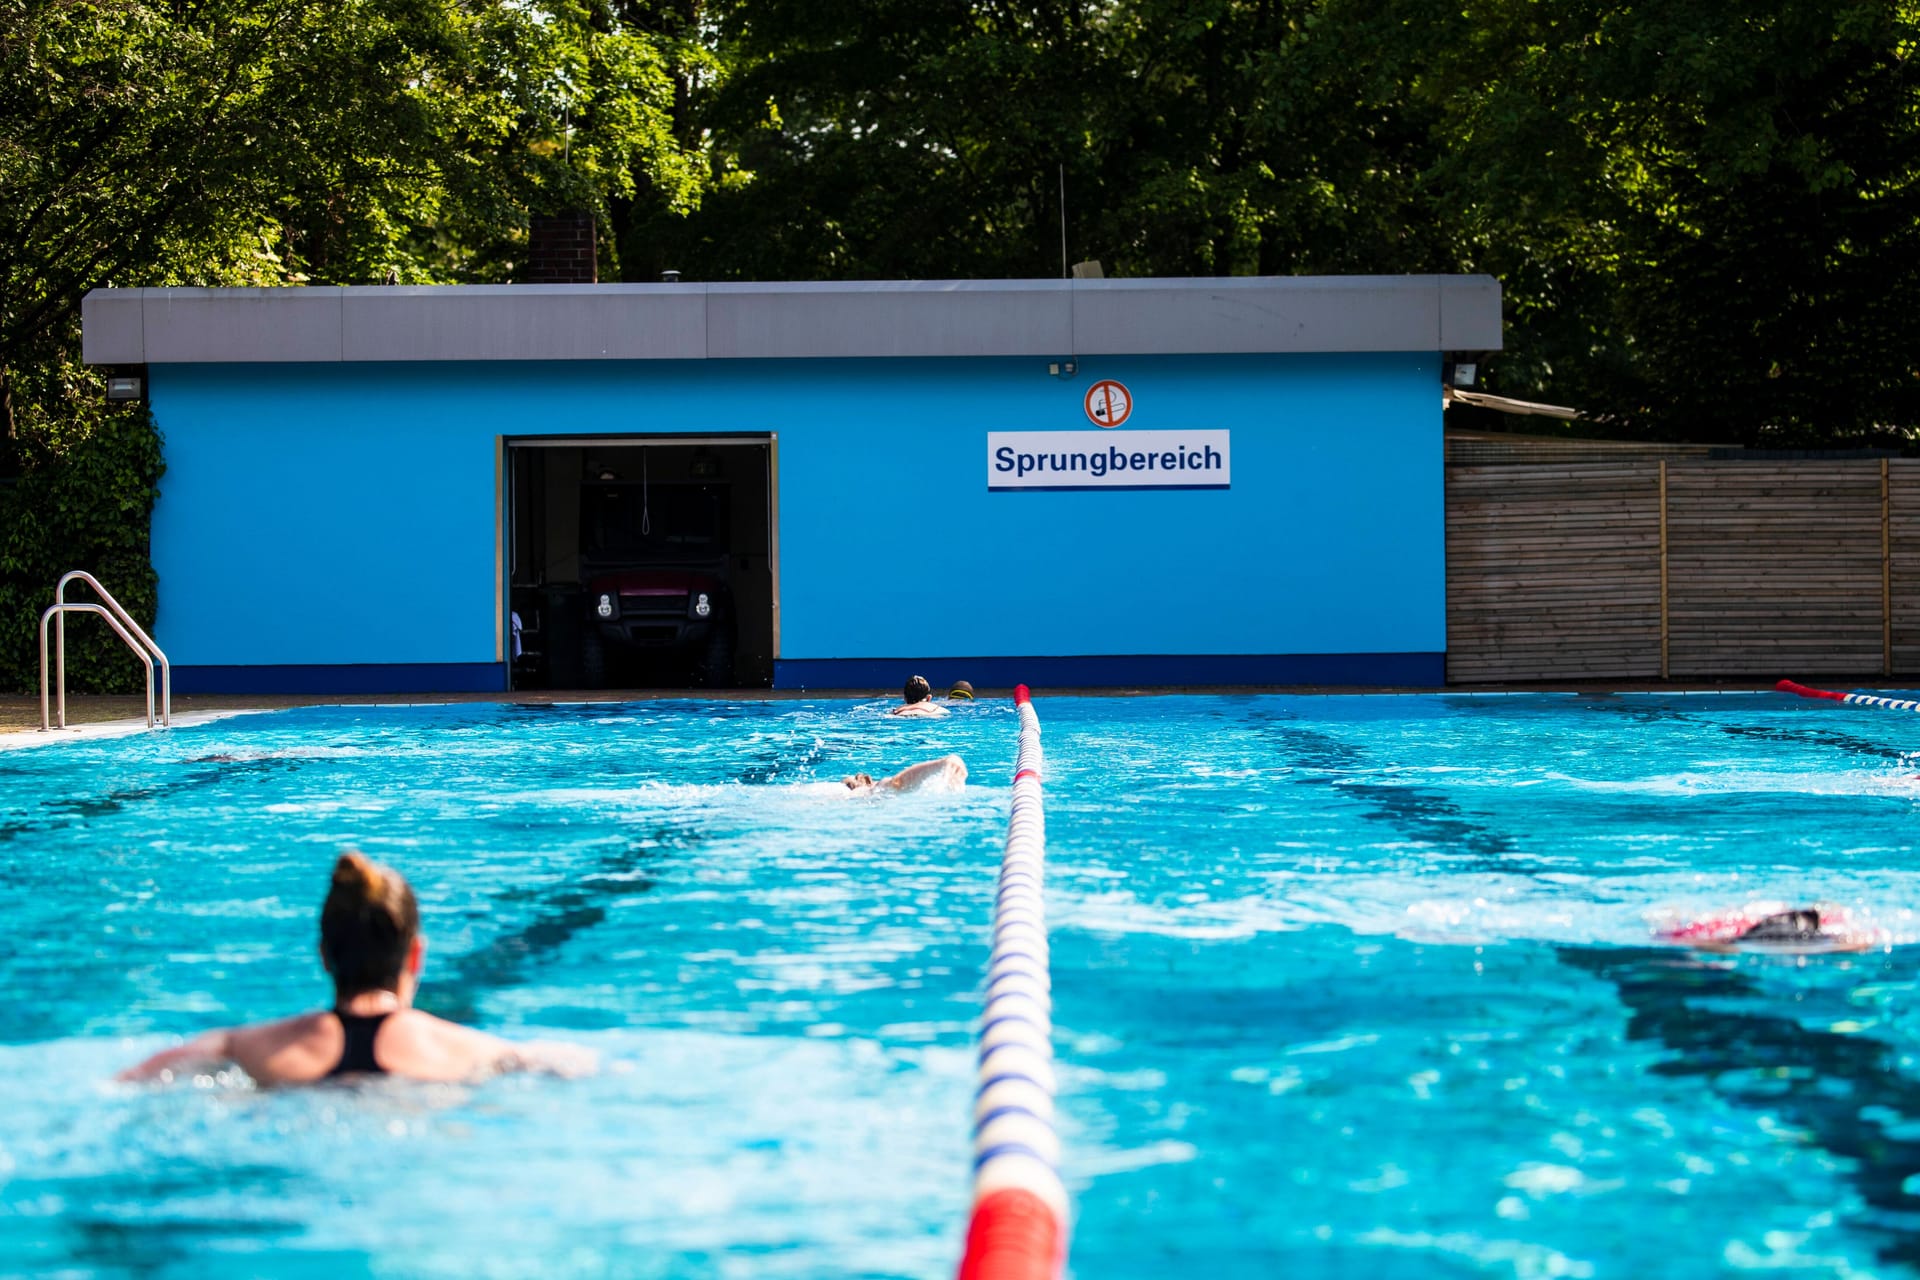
948,681 -> 975,700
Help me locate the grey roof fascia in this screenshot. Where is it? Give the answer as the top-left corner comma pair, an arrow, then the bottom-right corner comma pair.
145,287 -> 345,363
341,284 -> 707,361
1439,275 -> 1503,351
1073,275 -> 1454,354
80,275 -> 1502,365
81,290 -> 144,364
706,279 -> 1075,358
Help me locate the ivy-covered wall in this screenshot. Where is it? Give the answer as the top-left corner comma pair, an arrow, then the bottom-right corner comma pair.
0,404 -> 165,695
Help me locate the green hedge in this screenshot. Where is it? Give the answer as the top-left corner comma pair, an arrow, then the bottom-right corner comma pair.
0,404 -> 165,695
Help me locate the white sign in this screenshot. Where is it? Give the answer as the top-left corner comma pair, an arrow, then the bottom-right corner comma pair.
987,430 -> 1230,491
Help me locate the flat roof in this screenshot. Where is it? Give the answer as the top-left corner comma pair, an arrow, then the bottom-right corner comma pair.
82,275 -> 1501,364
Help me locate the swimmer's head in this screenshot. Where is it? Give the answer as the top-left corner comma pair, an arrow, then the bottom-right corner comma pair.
948,680 -> 975,700
1740,908 -> 1822,942
902,675 -> 932,705
320,851 -> 420,998
844,773 -> 875,790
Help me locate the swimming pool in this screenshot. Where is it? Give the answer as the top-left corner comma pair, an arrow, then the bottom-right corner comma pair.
5,692 -> 1920,1277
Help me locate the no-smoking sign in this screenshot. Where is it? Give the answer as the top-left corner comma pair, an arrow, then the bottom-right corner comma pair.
1084,379 -> 1132,428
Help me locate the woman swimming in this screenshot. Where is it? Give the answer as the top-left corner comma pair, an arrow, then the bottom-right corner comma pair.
842,754 -> 967,794
121,853 -> 594,1085
1655,900 -> 1885,953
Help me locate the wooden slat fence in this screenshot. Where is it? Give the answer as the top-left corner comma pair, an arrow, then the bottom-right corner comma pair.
1447,459 -> 1920,683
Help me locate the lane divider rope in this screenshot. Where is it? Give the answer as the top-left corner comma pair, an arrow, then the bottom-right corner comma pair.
1777,678 -> 1920,712
957,684 -> 1067,1280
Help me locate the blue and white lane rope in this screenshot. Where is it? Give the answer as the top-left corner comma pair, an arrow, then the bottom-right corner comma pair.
1778,679 -> 1920,712
958,685 -> 1067,1280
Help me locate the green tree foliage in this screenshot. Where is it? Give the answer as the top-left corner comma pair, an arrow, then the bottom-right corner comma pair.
627,2 -> 1456,281
0,0 -> 705,689
1409,0 -> 1920,442
0,0 -> 703,367
0,384 -> 162,695
637,0 -> 1920,445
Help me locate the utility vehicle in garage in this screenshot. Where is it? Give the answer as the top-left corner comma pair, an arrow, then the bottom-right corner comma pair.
579,479 -> 736,686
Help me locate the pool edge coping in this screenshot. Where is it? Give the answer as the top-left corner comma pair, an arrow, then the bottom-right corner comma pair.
0,680 -> 1894,741
0,708 -> 273,751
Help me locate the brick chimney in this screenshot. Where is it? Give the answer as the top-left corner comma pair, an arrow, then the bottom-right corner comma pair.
525,212 -> 598,284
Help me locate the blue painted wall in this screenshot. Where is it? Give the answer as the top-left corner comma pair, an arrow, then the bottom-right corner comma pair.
148,352 -> 1442,687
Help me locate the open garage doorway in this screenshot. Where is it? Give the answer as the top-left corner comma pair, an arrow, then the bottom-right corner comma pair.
506,436 -> 775,690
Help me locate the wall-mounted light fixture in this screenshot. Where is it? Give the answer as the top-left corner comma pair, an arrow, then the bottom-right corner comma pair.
1444,360 -> 1479,388
105,371 -> 145,403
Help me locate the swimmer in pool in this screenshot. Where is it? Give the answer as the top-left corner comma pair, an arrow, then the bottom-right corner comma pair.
1656,901 -> 1884,953
120,853 -> 595,1085
889,674 -> 949,718
842,754 -> 968,794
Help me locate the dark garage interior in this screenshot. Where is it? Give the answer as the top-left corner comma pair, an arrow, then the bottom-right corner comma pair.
507,437 -> 774,690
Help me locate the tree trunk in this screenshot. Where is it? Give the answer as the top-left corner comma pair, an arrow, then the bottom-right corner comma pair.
0,361 -> 18,479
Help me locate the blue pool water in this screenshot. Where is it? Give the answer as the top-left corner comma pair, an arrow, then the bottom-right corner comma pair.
5,693 -> 1920,1277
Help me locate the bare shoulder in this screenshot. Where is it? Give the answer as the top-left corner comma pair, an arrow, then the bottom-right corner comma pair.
380,1011 -> 596,1081
394,1009 -> 505,1051
380,1008 -> 505,1060
233,1011 -> 333,1048
120,1012 -> 335,1085
230,1012 -> 342,1084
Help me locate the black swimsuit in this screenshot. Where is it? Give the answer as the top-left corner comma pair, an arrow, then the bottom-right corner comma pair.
327,1010 -> 392,1077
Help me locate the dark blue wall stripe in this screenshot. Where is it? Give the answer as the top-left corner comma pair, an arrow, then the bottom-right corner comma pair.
773,652 -> 1444,690
173,663 -> 509,695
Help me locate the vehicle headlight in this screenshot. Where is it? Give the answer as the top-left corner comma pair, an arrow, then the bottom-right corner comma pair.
693,592 -> 712,618
596,593 -> 615,619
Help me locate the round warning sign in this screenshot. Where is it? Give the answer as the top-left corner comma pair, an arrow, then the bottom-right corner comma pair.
1084,380 -> 1132,428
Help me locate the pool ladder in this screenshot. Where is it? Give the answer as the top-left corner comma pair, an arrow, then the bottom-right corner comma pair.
39,571 -> 171,730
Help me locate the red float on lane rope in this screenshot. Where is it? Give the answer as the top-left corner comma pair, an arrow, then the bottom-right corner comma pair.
1777,679 -> 1847,702
958,1189 -> 1064,1280
1777,678 -> 1920,713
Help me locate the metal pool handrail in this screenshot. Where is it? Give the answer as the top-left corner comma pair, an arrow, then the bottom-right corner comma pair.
40,571 -> 172,730
958,684 -> 1068,1280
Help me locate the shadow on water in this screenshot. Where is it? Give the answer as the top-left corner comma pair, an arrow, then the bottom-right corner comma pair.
418,817 -> 707,1024
0,756 -> 317,844
734,738 -> 829,786
1561,945 -> 1920,1267
61,1213 -> 310,1275
416,714 -> 866,1022
419,729 -> 843,1019
1540,695 -> 1918,766
1720,723 -> 1919,765
10,1162 -> 307,1274
1240,708 -> 1553,877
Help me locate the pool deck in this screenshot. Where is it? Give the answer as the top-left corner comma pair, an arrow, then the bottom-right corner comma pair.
0,678 -> 1856,746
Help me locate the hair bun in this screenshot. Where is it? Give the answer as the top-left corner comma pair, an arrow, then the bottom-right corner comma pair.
332,851 -> 383,898
320,851 -> 419,998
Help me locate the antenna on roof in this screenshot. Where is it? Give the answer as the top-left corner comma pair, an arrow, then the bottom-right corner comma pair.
1059,165 -> 1068,279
